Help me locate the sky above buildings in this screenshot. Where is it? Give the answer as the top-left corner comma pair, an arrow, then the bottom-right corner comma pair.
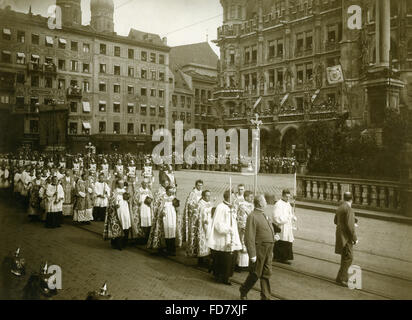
3,0 -> 222,55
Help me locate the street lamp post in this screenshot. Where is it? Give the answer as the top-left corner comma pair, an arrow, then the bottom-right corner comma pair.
251,113 -> 262,196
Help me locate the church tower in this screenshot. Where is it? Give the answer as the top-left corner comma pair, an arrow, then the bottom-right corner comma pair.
56,0 -> 82,27
90,0 -> 114,33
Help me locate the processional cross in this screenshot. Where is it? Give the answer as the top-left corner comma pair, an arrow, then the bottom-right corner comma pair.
250,113 -> 262,196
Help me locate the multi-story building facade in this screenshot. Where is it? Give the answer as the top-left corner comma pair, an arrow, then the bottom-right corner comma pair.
0,0 -> 172,153
213,0 -> 412,156
169,42 -> 219,136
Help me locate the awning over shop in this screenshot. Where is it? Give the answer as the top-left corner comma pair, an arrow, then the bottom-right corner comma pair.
17,52 -> 26,58
82,122 -> 91,129
127,103 -> 134,107
82,101 -> 90,112
3,28 -> 11,35
58,38 -> 67,44
2,50 -> 11,55
45,36 -> 54,45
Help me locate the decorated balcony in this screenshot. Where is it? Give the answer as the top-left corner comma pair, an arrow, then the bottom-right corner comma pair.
213,87 -> 244,100
27,62 -> 43,73
44,62 -> 57,75
67,86 -> 82,98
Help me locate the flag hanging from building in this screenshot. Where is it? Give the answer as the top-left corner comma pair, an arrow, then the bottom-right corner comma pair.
280,93 -> 289,107
252,96 -> 262,109
311,89 -> 320,103
326,65 -> 344,84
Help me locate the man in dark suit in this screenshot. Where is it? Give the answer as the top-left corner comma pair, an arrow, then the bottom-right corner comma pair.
239,194 -> 275,300
334,192 -> 358,287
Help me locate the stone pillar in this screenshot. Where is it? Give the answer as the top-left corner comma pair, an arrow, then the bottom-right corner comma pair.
370,185 -> 378,207
400,141 -> 412,216
361,185 -> 369,206
306,180 -> 312,199
354,184 -> 361,204
375,0 -> 391,67
378,186 -> 387,209
325,182 -> 332,201
319,181 -> 324,200
332,182 -> 339,202
312,181 -> 318,200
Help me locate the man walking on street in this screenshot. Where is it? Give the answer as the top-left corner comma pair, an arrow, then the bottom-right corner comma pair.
239,194 -> 275,300
335,192 -> 358,287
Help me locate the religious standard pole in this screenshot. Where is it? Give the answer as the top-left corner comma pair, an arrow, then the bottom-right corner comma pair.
251,113 -> 262,196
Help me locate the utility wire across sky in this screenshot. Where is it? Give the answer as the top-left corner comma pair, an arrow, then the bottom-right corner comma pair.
114,0 -> 222,37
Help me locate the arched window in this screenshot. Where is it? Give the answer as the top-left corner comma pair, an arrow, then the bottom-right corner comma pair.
368,4 -> 376,23
407,39 -> 412,58
407,1 -> 412,14
390,38 -> 398,61
390,1 -> 398,17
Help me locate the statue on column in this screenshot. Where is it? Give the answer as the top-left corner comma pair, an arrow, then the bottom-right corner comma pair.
285,66 -> 292,90
314,62 -> 323,89
360,27 -> 370,74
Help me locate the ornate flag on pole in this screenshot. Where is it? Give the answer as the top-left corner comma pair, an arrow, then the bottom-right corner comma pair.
280,93 -> 289,106
311,89 -> 321,103
252,96 -> 262,110
326,65 -> 344,84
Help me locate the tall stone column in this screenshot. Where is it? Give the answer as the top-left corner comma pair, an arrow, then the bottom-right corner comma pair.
375,0 -> 391,67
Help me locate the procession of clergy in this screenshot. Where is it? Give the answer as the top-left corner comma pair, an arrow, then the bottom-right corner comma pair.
0,156 -> 297,286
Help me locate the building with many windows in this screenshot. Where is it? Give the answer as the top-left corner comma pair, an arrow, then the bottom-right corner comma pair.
169,42 -> 219,137
213,0 -> 412,156
0,0 -> 172,153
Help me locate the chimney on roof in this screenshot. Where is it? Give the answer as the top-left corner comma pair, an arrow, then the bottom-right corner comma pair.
162,37 -> 167,45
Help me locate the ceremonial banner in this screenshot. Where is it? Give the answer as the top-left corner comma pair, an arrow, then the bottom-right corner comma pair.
326,65 -> 344,84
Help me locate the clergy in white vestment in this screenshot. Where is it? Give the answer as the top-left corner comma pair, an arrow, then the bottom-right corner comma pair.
113,180 -> 131,250
270,189 -> 297,264
207,190 -> 242,285
20,166 -> 32,198
93,172 -> 111,221
159,186 -> 179,256
13,168 -> 23,196
45,176 -> 64,228
196,190 -> 213,266
131,178 -> 153,244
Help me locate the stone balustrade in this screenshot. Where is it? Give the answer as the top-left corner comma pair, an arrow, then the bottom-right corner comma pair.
297,174 -> 403,213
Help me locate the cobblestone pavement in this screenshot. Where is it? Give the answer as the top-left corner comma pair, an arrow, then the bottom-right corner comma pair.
1,170 -> 411,300
0,197 -> 261,300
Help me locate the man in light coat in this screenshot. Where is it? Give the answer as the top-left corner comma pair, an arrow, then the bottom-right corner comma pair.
334,192 -> 358,287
